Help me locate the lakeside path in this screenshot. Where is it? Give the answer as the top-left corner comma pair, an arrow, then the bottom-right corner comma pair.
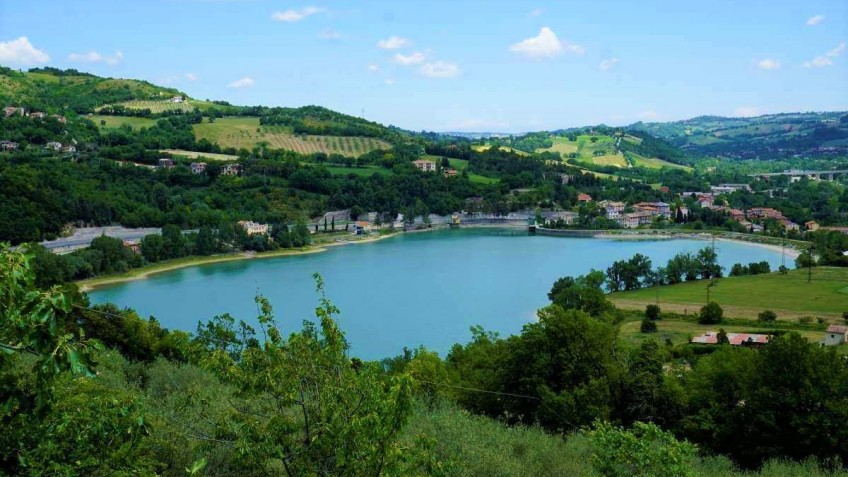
77,232 -> 399,292
595,231 -> 802,260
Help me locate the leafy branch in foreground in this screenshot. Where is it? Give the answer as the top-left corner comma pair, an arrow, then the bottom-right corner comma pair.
195,273 -> 413,475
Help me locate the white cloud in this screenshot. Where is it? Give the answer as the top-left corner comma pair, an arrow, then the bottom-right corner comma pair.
638,110 -> 659,120
756,58 -> 781,70
377,36 -> 410,50
185,73 -> 197,81
806,14 -> 825,26
367,64 -> 379,72
419,61 -> 460,78
384,78 -> 395,85
317,29 -> 342,40
0,36 -> 49,65
393,51 -> 426,66
509,27 -> 583,59
803,42 -> 845,68
734,106 -> 760,117
271,6 -> 324,22
68,50 -> 123,65
227,77 -> 255,88
529,8 -> 543,16
599,58 -> 619,70
0,37 -> 50,65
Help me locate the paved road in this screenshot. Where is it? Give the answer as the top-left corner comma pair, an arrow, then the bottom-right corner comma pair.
39,226 -> 161,253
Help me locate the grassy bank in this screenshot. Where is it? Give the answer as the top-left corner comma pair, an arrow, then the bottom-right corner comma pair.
610,267 -> 848,323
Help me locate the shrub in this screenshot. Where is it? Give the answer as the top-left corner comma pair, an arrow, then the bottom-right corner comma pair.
757,310 -> 777,322
640,319 -> 657,333
645,304 -> 661,320
799,316 -> 813,324
698,302 -> 723,324
843,311 -> 848,324
589,420 -> 697,477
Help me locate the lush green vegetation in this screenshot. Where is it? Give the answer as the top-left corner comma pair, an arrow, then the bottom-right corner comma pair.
4,245 -> 848,475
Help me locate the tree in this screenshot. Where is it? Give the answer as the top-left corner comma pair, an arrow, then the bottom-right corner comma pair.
645,304 -> 661,320
698,301 -> 723,324
757,310 -> 777,322
161,224 -> 187,259
640,319 -> 657,333
140,234 -> 164,262
549,270 -> 613,317
196,275 -> 413,475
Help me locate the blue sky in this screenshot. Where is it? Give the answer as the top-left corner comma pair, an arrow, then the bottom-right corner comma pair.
1,0 -> 846,132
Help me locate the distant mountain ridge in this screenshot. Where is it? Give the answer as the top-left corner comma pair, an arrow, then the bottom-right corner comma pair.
627,111 -> 848,159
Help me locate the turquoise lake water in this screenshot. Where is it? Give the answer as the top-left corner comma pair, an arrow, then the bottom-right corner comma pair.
88,229 -> 786,360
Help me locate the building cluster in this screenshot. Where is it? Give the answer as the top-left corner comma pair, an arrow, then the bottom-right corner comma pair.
3,106 -> 69,153
411,159 -> 436,172
595,199 -> 671,229
691,332 -> 770,347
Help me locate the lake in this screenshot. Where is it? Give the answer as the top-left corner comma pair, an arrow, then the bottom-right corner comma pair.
88,229 -> 787,360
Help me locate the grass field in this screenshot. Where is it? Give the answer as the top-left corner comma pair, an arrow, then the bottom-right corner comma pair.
193,117 -> 390,157
90,115 -> 159,130
419,155 -> 499,184
472,145 -> 530,156
610,267 -> 848,322
160,149 -> 238,161
618,317 -> 825,348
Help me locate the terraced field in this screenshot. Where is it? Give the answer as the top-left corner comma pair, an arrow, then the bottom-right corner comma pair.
193,117 -> 391,157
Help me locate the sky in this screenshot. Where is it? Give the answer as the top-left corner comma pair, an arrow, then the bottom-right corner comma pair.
0,0 -> 846,132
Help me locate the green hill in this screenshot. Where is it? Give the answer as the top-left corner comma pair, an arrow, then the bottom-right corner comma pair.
629,111 -> 848,159
0,66 -> 186,114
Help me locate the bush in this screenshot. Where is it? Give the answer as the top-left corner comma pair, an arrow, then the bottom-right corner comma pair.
640,319 -> 657,333
589,420 -> 697,477
757,310 -> 777,322
799,316 -> 813,324
842,311 -> 848,324
645,304 -> 661,320
698,302 -> 723,324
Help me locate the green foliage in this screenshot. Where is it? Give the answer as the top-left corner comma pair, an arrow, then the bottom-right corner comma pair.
549,270 -> 614,317
645,304 -> 661,320
589,420 -> 697,477
698,301 -> 724,324
640,318 -> 657,333
196,275 -> 414,475
757,310 -> 777,322
679,333 -> 848,468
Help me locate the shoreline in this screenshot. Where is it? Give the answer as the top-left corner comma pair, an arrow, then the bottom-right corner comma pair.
77,231 -> 400,292
77,227 -> 799,291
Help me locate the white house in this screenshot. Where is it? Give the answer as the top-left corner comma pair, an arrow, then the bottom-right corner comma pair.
411,159 -> 436,172
190,162 -> 208,174
822,325 -> 848,346
237,220 -> 269,236
221,163 -> 242,176
45,141 -> 62,151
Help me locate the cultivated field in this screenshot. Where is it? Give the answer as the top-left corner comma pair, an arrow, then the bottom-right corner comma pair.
472,145 -> 530,156
99,100 -> 196,114
610,267 -> 848,322
193,117 -> 391,157
160,149 -> 238,161
537,134 -> 692,171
